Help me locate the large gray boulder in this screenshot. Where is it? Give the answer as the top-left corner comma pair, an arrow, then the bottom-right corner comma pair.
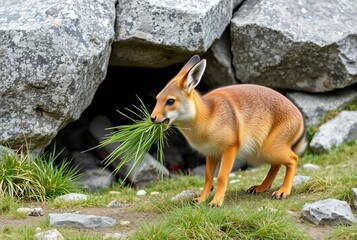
231,0 -> 357,92
110,0 -> 238,68
0,0 -> 116,153
202,28 -> 238,87
310,111 -> 357,153
286,89 -> 357,127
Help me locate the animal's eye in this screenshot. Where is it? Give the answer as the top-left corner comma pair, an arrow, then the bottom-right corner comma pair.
166,99 -> 175,106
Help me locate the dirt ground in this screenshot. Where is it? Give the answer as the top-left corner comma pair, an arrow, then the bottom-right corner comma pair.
0,203 -> 333,240
0,204 -> 160,238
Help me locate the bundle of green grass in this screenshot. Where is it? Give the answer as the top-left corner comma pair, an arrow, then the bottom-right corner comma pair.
96,97 -> 171,179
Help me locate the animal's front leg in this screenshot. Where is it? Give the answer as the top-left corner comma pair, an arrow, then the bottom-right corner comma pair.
209,146 -> 238,206
193,157 -> 219,203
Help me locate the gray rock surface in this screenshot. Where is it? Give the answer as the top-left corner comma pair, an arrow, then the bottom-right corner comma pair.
17,207 -> 44,216
79,168 -> 116,193
301,198 -> 356,226
286,89 -> 357,127
0,0 -> 116,153
202,28 -> 238,87
34,229 -> 64,240
231,0 -> 357,92
49,213 -> 117,229
310,111 -> 357,153
292,175 -> 311,186
171,189 -> 199,201
54,193 -> 88,202
110,0 -> 235,67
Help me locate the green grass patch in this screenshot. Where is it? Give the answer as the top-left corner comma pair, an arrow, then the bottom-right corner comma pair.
32,149 -> 82,200
0,194 -> 16,214
1,226 -> 37,240
1,218 -> 49,240
327,225 -> 357,240
0,147 -> 82,201
0,149 -> 45,201
300,141 -> 357,166
130,204 -> 311,240
1,137 -> 357,240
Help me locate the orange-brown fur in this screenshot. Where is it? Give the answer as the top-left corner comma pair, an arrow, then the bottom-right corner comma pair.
150,55 -> 306,206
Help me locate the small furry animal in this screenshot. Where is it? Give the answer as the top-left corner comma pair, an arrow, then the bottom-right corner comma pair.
150,55 -> 306,206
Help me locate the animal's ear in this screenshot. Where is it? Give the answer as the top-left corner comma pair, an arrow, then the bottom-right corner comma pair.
175,55 -> 201,82
183,59 -> 206,93
178,55 -> 201,76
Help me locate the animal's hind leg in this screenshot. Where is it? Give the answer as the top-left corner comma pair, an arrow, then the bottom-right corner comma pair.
271,150 -> 298,199
255,125 -> 300,199
261,144 -> 298,199
247,164 -> 281,194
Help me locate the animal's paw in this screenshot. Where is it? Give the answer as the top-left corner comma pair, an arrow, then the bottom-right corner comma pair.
192,196 -> 206,204
246,185 -> 259,194
246,185 -> 269,194
208,198 -> 223,207
271,188 -> 290,200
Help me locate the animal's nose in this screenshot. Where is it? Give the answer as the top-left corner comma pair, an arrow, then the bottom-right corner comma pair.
150,116 -> 156,123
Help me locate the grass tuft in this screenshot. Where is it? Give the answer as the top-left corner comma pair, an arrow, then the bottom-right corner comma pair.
0,194 -> 16,214
95,96 -> 171,181
0,147 -> 82,201
32,148 -> 83,200
130,204 -> 310,240
0,149 -> 45,201
327,225 -> 357,240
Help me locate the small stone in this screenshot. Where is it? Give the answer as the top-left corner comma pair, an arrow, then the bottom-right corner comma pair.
171,190 -> 199,201
107,200 -> 121,208
17,207 -> 44,216
292,175 -> 311,186
136,190 -> 147,196
229,173 -> 236,178
229,179 -> 240,184
17,207 -> 32,215
49,213 -> 117,229
119,220 -> 130,226
150,191 -> 160,195
54,193 -> 88,202
29,208 -> 44,216
34,229 -> 64,240
303,163 -> 320,170
301,198 -> 356,226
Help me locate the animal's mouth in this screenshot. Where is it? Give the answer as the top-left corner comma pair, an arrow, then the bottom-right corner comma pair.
163,118 -> 170,124
159,118 -> 171,131
151,117 -> 170,126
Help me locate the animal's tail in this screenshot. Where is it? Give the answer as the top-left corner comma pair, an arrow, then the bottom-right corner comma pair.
291,127 -> 307,156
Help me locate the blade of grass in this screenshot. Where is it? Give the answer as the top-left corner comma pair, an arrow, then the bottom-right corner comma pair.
95,96 -> 171,182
